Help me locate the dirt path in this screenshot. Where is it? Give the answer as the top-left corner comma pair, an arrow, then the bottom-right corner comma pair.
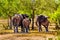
0,33 -> 57,40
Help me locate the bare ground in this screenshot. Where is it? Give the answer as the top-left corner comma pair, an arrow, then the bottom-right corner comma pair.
0,29 -> 57,40
0,19 -> 58,40
0,33 -> 57,40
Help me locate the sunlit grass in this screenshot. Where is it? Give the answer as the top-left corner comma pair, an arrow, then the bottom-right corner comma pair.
56,30 -> 60,40
0,19 -> 58,40
0,29 -> 57,37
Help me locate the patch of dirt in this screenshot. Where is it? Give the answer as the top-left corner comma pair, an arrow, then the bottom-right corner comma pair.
0,33 -> 57,40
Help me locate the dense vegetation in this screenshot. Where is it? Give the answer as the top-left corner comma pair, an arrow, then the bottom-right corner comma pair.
0,0 -> 59,17
0,0 -> 60,40
0,0 -> 60,28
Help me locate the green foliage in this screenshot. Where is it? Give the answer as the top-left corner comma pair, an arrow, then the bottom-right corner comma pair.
48,4 -> 60,28
48,38 -> 52,40
0,0 -> 58,18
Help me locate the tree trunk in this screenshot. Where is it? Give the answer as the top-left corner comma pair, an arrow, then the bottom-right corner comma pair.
8,16 -> 12,29
55,20 -> 59,29
55,22 -> 59,29
32,9 -> 35,30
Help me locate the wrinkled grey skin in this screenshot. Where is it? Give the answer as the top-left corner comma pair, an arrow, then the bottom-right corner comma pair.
36,15 -> 49,32
12,14 -> 30,33
22,17 -> 31,33
12,14 -> 24,33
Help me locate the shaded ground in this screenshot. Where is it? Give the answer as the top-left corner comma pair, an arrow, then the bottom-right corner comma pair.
0,32 -> 57,40
0,29 -> 57,40
0,19 -> 58,40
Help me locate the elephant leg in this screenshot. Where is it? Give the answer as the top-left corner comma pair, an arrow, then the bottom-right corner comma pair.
21,25 -> 25,33
14,26 -> 18,33
40,26 -> 42,31
15,26 -> 18,33
46,26 -> 48,32
38,23 -> 42,32
38,26 -> 40,32
38,26 -> 42,32
14,27 -> 15,33
44,25 -> 48,32
25,27 -> 29,33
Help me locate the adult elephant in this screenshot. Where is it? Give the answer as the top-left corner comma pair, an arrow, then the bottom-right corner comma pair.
12,14 -> 24,33
36,15 -> 49,32
12,14 -> 30,33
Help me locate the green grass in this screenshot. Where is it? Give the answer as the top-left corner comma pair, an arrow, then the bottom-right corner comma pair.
48,38 -> 53,40
57,36 -> 60,40
56,30 -> 60,40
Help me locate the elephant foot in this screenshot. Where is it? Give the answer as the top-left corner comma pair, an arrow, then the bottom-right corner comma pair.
46,30 -> 49,32
14,30 -> 18,33
14,32 -> 19,33
39,30 -> 42,32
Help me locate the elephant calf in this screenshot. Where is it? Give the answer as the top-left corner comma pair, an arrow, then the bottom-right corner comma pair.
22,18 -> 31,33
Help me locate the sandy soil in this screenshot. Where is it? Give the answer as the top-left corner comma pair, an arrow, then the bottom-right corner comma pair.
0,19 -> 57,40
0,33 -> 57,40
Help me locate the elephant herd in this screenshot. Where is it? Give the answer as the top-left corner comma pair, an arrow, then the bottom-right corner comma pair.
12,14 -> 49,33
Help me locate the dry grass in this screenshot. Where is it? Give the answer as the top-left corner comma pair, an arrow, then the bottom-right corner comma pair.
0,19 -> 58,40
0,31 -> 57,40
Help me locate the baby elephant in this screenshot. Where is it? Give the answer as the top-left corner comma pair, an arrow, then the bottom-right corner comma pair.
22,18 -> 31,33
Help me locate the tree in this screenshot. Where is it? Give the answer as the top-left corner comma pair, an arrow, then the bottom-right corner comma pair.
0,0 -> 59,29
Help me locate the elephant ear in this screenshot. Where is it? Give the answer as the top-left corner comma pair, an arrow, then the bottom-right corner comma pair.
21,14 -> 25,19
37,15 -> 46,22
22,14 -> 29,19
